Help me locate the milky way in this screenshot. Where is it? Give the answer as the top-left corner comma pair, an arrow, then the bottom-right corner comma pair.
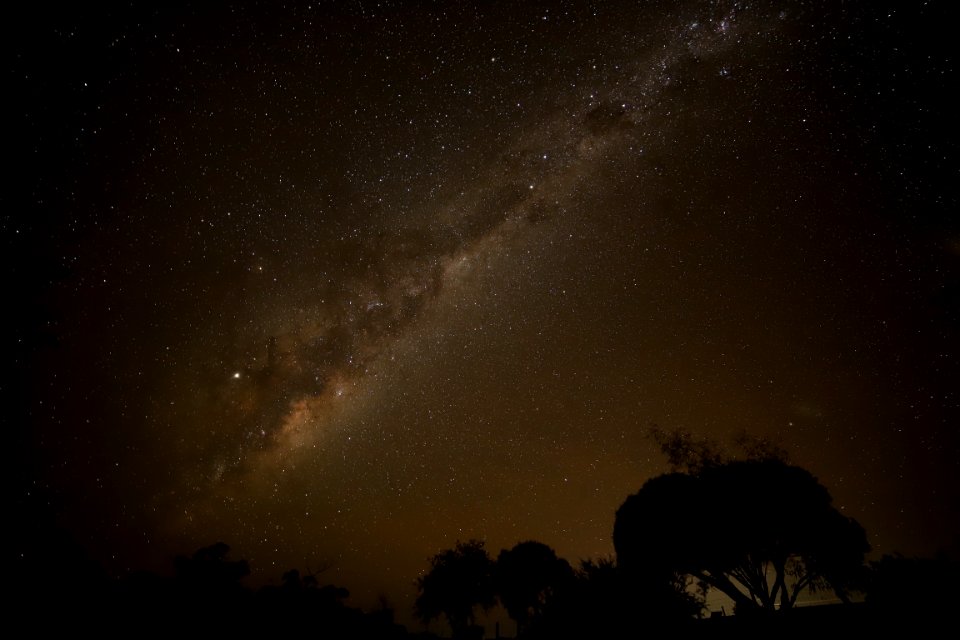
12,0 -> 958,622
201,2 -> 756,482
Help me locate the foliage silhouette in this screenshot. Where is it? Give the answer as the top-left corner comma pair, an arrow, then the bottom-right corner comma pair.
530,556 -> 702,638
648,425 -> 727,473
172,542 -> 251,595
614,458 -> 869,613
106,543 -> 410,637
257,567 -> 350,618
648,425 -> 789,473
865,553 -> 959,621
414,539 -> 495,639
494,540 -> 574,634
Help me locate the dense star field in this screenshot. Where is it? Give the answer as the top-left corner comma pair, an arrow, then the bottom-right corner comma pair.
9,0 -> 958,620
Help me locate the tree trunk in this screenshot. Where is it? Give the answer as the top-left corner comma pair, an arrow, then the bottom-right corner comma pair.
773,562 -> 791,611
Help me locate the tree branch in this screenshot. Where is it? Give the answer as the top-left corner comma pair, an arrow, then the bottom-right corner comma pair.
693,569 -> 756,611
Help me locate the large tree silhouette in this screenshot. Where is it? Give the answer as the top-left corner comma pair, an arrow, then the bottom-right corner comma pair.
495,541 -> 573,634
414,539 -> 495,638
614,459 -> 869,613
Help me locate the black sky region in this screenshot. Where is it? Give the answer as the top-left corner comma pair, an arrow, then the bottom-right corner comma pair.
9,0 -> 959,619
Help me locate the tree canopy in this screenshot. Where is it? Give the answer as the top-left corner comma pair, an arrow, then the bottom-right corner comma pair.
414,539 -> 495,638
614,458 -> 869,612
495,540 -> 574,632
172,541 -> 251,603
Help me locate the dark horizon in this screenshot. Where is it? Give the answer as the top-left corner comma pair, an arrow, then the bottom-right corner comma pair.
9,0 -> 958,630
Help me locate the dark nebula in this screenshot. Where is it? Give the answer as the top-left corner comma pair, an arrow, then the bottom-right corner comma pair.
10,0 -> 958,622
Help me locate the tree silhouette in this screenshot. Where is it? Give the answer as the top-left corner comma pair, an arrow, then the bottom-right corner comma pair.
415,539 -> 495,639
258,567 -> 349,612
614,459 -> 869,613
495,541 -> 574,634
648,425 -> 726,473
647,425 -> 789,473
531,555 -> 702,637
172,541 -> 251,602
866,553 -> 959,620
536,558 -> 626,637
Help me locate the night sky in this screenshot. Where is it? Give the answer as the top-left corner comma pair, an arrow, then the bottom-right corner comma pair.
9,0 -> 958,620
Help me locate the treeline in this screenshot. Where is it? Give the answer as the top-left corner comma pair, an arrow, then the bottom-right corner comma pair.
412,538 -> 959,638
117,542 -> 406,636
19,536 -> 952,638
411,430 -> 959,638
415,539 -> 699,639
13,430 -> 958,637
13,536 -> 408,636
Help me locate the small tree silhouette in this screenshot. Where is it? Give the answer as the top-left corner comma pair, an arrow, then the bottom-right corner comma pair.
415,539 -> 495,639
495,541 -> 573,634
